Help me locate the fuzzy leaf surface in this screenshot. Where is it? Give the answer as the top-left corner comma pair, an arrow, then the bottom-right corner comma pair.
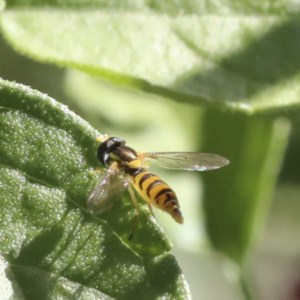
0,79 -> 189,299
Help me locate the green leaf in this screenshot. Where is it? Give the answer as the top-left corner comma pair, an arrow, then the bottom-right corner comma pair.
0,256 -> 15,299
6,0 -> 300,14
2,7 -> 300,113
0,79 -> 189,299
201,110 -> 290,264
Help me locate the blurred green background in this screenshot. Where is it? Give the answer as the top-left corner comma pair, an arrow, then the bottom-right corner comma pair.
1,5 -> 300,299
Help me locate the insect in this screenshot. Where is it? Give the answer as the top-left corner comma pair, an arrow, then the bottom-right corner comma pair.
87,136 -> 229,227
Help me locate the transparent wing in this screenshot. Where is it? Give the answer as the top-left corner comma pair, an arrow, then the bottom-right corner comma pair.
87,165 -> 129,214
143,152 -> 229,171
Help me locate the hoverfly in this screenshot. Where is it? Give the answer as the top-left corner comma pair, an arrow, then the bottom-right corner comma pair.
87,136 -> 229,227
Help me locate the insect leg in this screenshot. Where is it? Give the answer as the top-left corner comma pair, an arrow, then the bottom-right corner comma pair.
89,167 -> 102,175
147,203 -> 155,219
96,134 -> 109,143
128,185 -> 141,240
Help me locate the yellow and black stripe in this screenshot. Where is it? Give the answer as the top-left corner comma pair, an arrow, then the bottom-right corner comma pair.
96,136 -> 185,224
130,169 -> 184,224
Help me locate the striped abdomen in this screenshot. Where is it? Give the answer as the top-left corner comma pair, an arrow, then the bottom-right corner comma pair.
130,169 -> 184,224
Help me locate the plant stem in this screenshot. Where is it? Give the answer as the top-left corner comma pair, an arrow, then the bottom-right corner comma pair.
240,273 -> 253,300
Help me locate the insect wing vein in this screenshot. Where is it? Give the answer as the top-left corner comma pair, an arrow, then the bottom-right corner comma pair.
87,166 -> 128,214
143,152 -> 229,171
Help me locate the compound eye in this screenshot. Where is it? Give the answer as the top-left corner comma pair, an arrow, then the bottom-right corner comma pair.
103,153 -> 111,166
97,141 -> 109,165
97,137 -> 126,166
